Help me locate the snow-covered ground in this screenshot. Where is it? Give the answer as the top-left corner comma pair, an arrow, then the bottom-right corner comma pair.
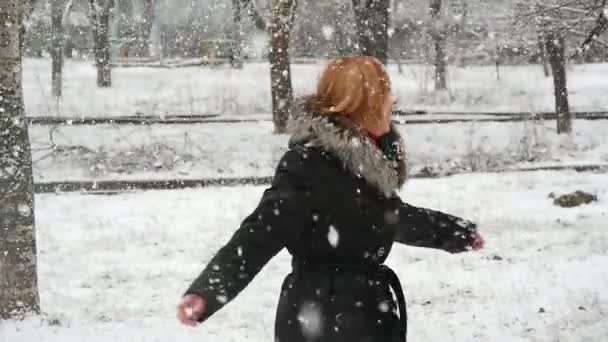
30,120 -> 608,182
1,170 -> 607,341
23,59 -> 608,117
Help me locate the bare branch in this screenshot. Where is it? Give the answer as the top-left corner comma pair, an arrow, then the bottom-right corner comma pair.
514,0 -> 585,24
572,0 -> 608,57
241,0 -> 268,31
570,28 -> 608,47
540,5 -> 600,36
62,0 -> 75,25
538,3 -> 598,15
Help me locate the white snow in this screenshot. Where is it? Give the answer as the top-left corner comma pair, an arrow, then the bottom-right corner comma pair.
1,170 -> 607,341
28,120 -> 608,182
23,59 -> 608,117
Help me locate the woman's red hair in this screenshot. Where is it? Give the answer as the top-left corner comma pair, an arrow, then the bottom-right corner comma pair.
301,56 -> 391,128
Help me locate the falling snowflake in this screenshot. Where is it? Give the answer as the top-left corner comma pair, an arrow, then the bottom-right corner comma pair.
327,225 -> 339,248
378,301 -> 390,313
297,302 -> 323,339
322,25 -> 334,40
384,209 -> 399,224
18,204 -> 30,215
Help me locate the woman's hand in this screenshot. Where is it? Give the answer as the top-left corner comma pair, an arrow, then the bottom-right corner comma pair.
177,294 -> 206,327
471,232 -> 485,251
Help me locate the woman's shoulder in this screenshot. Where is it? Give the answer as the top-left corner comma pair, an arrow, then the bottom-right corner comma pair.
281,142 -> 336,169
274,143 -> 337,180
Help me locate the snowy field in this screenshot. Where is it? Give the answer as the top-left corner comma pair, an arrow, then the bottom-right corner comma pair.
23,59 -> 608,117
30,120 -> 608,182
1,170 -> 607,341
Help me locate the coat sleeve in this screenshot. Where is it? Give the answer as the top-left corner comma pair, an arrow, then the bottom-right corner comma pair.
183,150 -> 312,322
392,199 -> 478,253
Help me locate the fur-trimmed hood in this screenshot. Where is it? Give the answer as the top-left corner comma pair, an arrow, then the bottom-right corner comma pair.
287,108 -> 408,196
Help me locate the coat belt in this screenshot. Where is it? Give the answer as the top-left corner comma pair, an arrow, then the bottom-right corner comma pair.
291,259 -> 407,342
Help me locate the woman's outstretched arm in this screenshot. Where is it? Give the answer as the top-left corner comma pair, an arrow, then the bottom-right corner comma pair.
181,149 -> 312,323
392,200 -> 482,253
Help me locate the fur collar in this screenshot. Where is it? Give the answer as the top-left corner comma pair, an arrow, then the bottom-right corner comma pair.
287,109 -> 408,196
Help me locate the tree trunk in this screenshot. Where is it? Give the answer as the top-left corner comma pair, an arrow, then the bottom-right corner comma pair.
91,0 -> 112,87
352,0 -> 389,64
390,0 -> 402,73
51,0 -> 64,98
269,0 -> 296,134
149,0 -> 162,59
231,0 -> 244,69
134,0 -> 154,58
0,0 -> 40,320
432,31 -> 447,90
545,33 -> 572,134
494,41 -> 500,81
429,0 -> 447,90
538,33 -> 550,77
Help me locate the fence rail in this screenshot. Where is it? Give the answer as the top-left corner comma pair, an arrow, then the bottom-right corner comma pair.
34,164 -> 608,194
26,111 -> 608,126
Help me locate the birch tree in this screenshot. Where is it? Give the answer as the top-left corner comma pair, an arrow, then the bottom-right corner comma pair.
0,0 -> 40,320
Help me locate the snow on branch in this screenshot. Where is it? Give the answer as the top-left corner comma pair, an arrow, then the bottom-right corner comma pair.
538,3 -> 599,15
515,0 -> 584,21
570,28 -> 608,48
573,0 -> 608,56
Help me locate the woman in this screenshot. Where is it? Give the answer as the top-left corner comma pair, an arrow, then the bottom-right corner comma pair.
177,56 -> 484,342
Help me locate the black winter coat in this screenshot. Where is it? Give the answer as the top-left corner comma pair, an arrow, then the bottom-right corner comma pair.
184,110 -> 478,342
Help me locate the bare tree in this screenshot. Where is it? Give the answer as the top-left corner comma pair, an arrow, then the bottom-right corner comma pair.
51,0 -> 66,98
90,0 -> 114,87
429,0 -> 447,90
574,0 -> 608,56
352,0 -> 390,64
269,0 -> 297,133
0,0 -> 40,319
545,32 -> 571,133
537,31 -> 551,77
142,0 -> 153,56
518,0 -> 608,134
231,0 -> 245,68
138,0 -> 155,57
